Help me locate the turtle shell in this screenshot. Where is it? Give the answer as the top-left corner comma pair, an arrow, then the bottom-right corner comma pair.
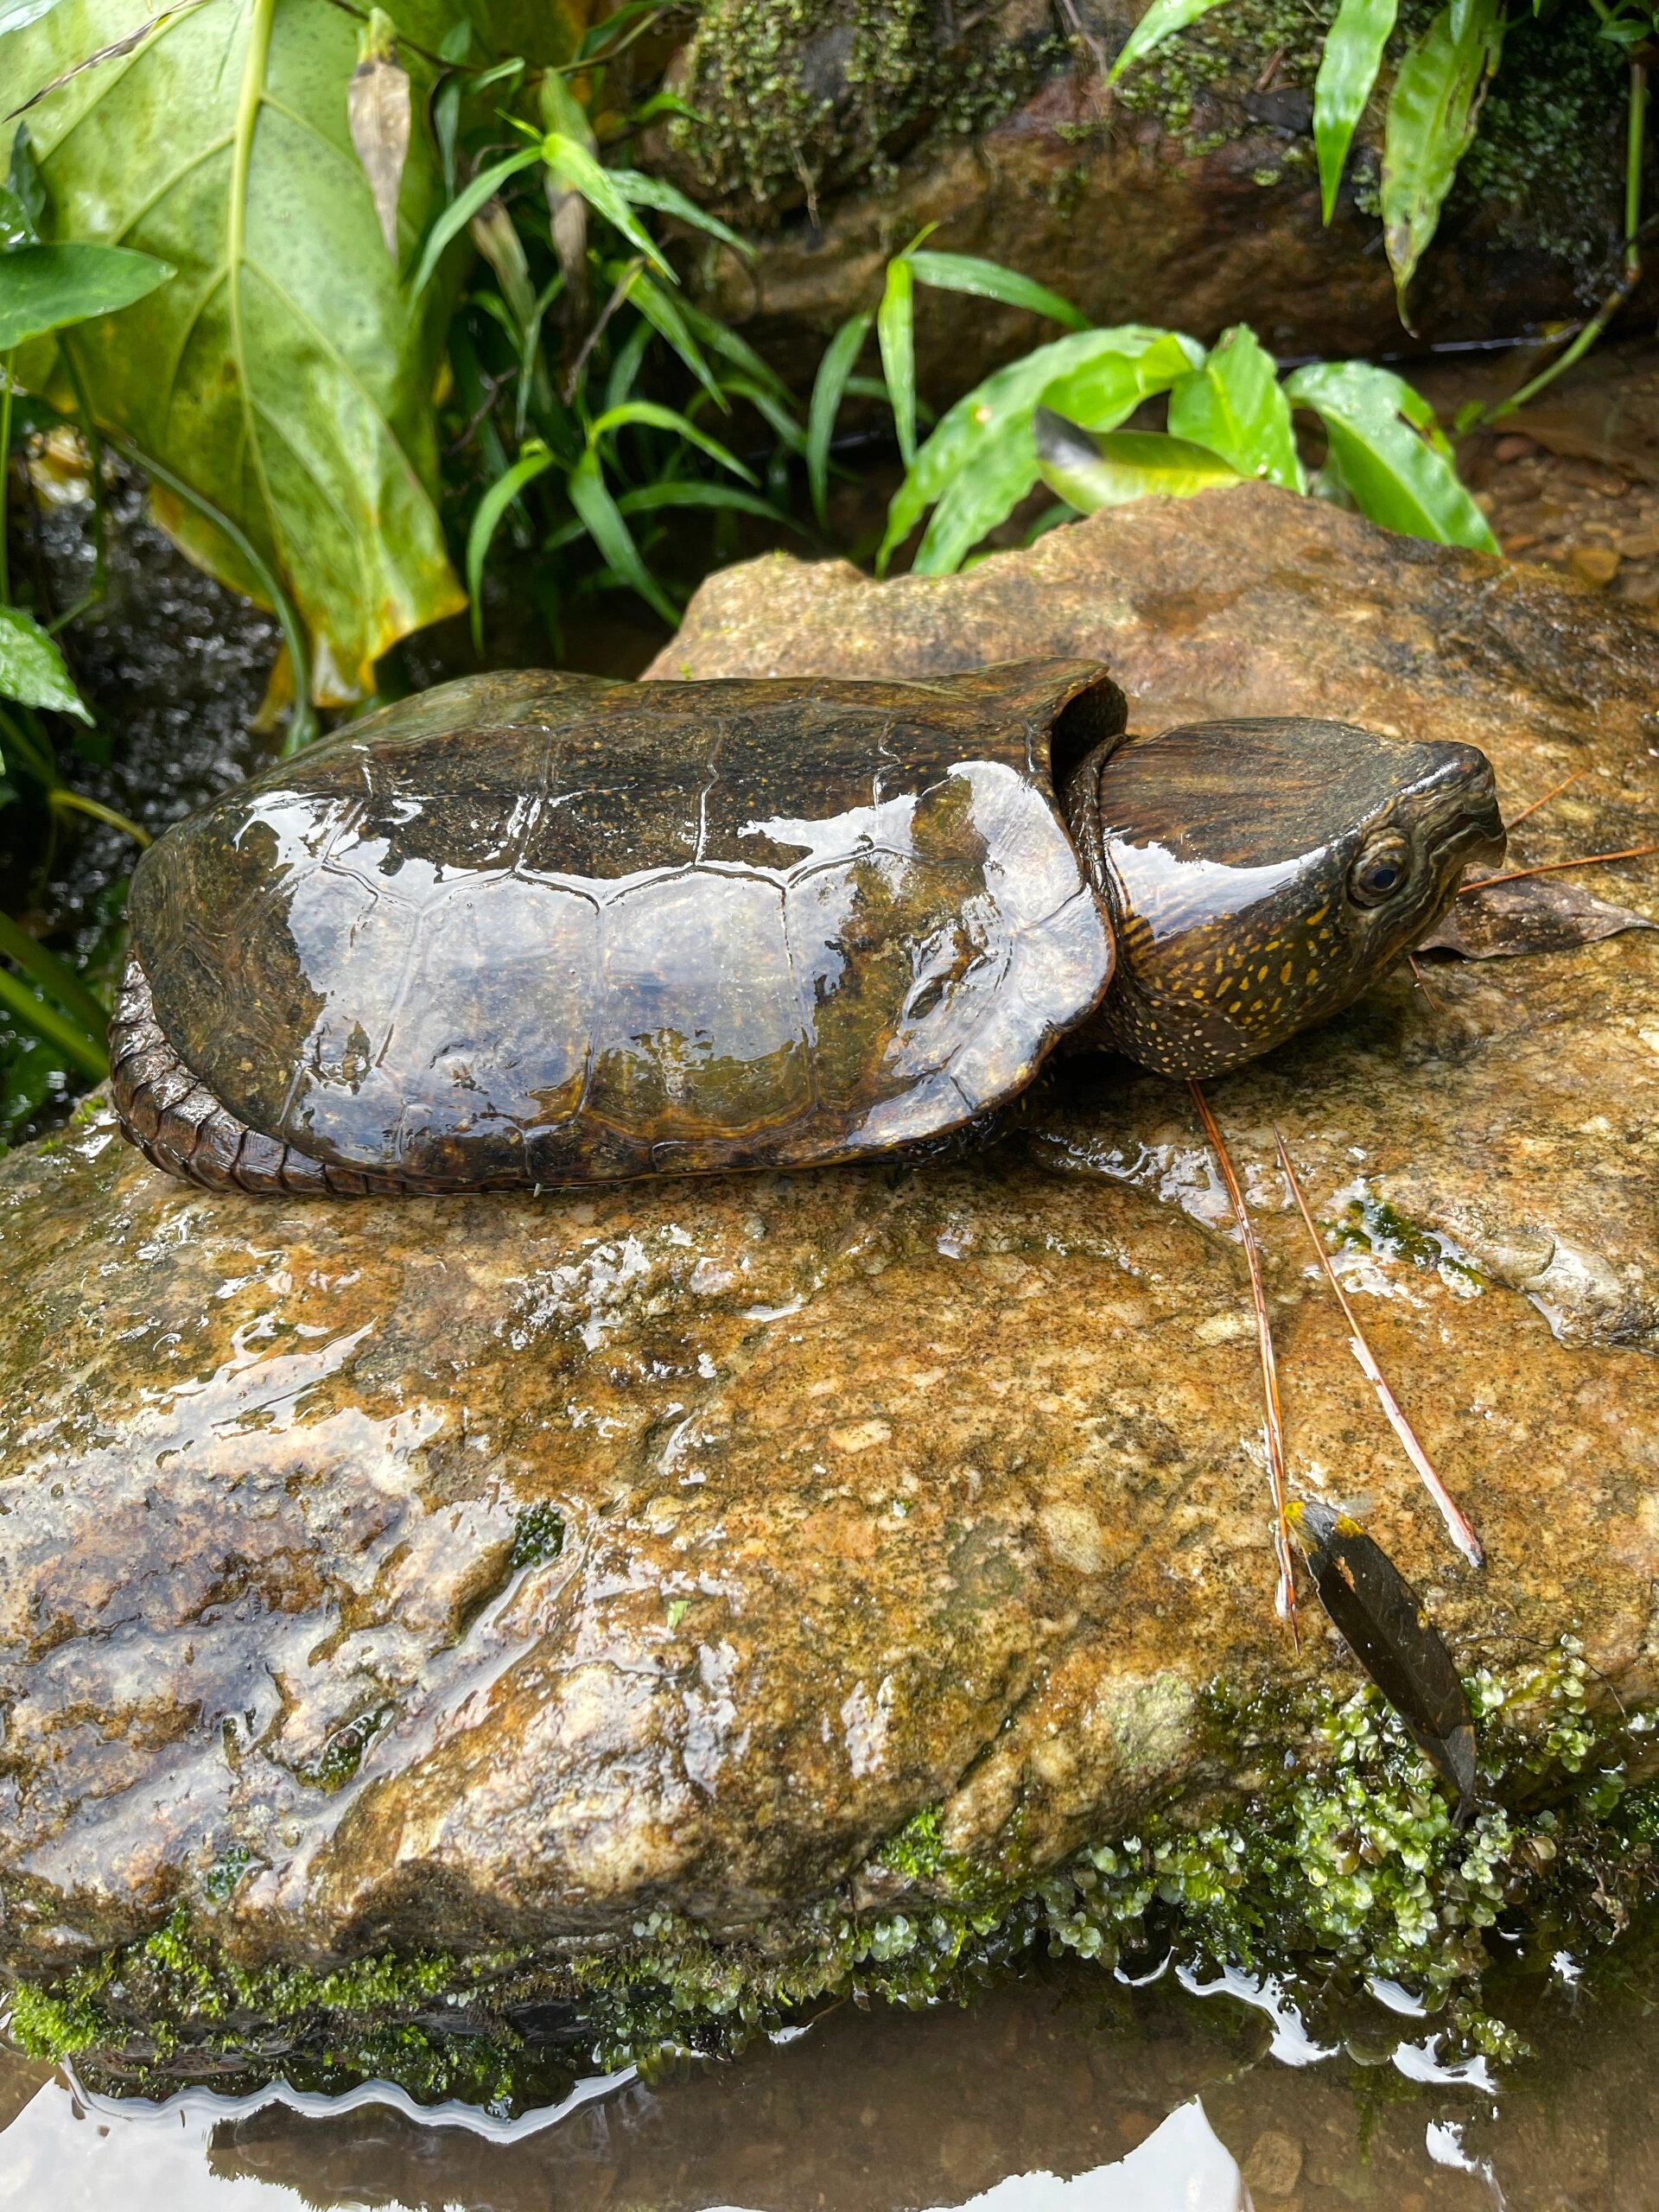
121,661 -> 1122,1190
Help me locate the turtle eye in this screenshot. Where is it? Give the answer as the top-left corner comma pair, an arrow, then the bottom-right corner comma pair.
1348,834 -> 1410,906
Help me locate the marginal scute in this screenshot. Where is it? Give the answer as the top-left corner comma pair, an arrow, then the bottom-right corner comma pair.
120,664 -> 1119,1190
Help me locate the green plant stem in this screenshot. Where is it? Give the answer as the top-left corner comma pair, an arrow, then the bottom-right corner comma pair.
48,789 -> 150,846
0,963 -> 107,1079
0,699 -> 57,786
0,347 -> 13,608
1486,55 -> 1645,423
55,346 -> 108,626
102,430 -> 318,752
0,910 -> 110,1039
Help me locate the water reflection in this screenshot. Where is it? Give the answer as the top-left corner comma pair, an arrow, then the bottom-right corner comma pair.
9,1951 -> 1659,2210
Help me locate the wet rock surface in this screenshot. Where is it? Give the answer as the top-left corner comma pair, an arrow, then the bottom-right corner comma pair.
6,490 -> 1659,2053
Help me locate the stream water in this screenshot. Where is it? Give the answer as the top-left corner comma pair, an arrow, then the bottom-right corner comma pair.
4,1948 -> 1657,2209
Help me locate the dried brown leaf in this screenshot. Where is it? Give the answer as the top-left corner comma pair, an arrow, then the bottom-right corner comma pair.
347,9 -> 409,264
1422,874 -> 1657,959
1289,1498 -> 1477,1818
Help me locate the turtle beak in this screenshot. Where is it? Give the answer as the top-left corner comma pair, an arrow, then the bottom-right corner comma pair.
1427,745 -> 1506,883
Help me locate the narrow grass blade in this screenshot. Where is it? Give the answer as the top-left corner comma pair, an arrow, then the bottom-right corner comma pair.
466,442 -> 556,650
0,908 -> 109,1036
1109,0 -> 1236,80
0,959 -> 107,1078
808,310 -> 871,530
1275,1128 -> 1483,1567
588,400 -> 757,483
906,251 -> 1088,330
408,146 -> 542,302
567,449 -> 679,626
878,256 -> 918,468
1191,1079 -> 1298,1639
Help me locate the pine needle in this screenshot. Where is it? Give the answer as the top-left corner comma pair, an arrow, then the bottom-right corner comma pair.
1406,950 -> 1442,1010
1503,766 -> 1591,832
1461,842 -> 1659,893
1189,1080 -> 1298,1642
1274,1129 -> 1484,1570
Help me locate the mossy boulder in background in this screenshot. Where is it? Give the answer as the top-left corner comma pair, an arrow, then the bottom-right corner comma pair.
652,0 -> 1641,391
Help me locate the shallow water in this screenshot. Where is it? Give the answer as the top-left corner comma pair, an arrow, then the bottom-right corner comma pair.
4,1954 -> 1656,2210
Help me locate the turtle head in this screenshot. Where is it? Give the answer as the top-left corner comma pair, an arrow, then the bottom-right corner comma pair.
1077,716 -> 1505,1077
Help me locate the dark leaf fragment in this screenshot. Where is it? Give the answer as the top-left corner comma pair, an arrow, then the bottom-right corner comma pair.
1422,874 -> 1657,960
1289,1498 -> 1477,1818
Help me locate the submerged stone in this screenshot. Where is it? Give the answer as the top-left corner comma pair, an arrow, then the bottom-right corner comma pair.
7,489 -> 1659,2098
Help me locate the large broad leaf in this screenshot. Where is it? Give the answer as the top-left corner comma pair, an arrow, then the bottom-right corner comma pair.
1286,359 -> 1498,551
1381,0 -> 1503,307
0,238 -> 174,348
1036,411 -> 1245,511
881,327 -> 1201,576
1313,0 -> 1398,223
1166,324 -> 1305,490
0,0 -> 583,699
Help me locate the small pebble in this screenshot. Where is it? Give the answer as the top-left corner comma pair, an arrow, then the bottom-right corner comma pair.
1493,433 -> 1537,462
1568,545 -> 1622,586
1618,531 -> 1659,559
1503,533 -> 1541,554
1242,2128 -> 1305,2197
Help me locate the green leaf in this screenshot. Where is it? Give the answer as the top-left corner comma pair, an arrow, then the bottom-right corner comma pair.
1313,0 -> 1398,222
0,602 -> 91,719
906,251 -> 1088,330
0,906 -> 107,1036
1109,0 -> 1237,79
588,398 -> 757,483
543,477 -> 805,550
466,438 -> 556,649
1166,323 -> 1305,490
1035,329 -> 1204,427
713,372 -> 806,455
606,167 -> 749,255
877,253 -> 917,468
881,326 -> 1197,575
407,145 -> 543,302
1286,359 -> 1497,550
541,133 -> 671,278
0,957 -> 106,1080
565,447 -> 678,625
0,0 -> 588,696
808,309 -> 871,530
1381,0 -> 1504,307
673,296 -> 794,405
1036,412 -> 1246,512
0,240 -> 175,349
625,269 -> 723,409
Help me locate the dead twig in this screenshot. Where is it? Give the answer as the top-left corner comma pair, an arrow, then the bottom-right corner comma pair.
1406,950 -> 1442,1012
1190,1079 -> 1298,1643
1274,1129 -> 1484,1570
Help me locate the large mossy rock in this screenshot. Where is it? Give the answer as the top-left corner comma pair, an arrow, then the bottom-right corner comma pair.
8,489 -> 1659,2092
660,0 -> 1637,391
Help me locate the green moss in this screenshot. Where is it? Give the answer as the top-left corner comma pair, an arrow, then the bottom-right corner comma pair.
509,1500 -> 564,1570
1338,1193 -> 1484,1292
669,0 -> 1065,216
8,1642 -> 1656,2109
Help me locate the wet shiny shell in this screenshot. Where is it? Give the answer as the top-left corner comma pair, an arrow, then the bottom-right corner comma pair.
124,664 -> 1118,1188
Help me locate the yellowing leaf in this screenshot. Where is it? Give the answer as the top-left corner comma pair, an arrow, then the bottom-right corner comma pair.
1036,411 -> 1246,512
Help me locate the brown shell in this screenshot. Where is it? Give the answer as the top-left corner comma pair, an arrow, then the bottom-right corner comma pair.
117,663 -> 1122,1192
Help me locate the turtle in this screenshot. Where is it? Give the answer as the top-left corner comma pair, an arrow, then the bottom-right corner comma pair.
110,659 -> 1504,1197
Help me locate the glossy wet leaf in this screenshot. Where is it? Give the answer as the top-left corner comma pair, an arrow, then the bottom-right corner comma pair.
808,309 -> 871,530
1421,875 -> 1658,958
1313,0 -> 1397,222
881,327 -> 1198,575
1037,410 -> 1246,512
1109,0 -> 1236,79
1382,0 -> 1504,304
1289,1498 -> 1477,1815
0,239 -> 174,350
0,602 -> 90,719
906,250 -> 1089,331
0,0 -> 581,698
346,9 -> 410,264
1166,324 -> 1305,490
878,253 -> 918,468
1286,361 -> 1498,551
